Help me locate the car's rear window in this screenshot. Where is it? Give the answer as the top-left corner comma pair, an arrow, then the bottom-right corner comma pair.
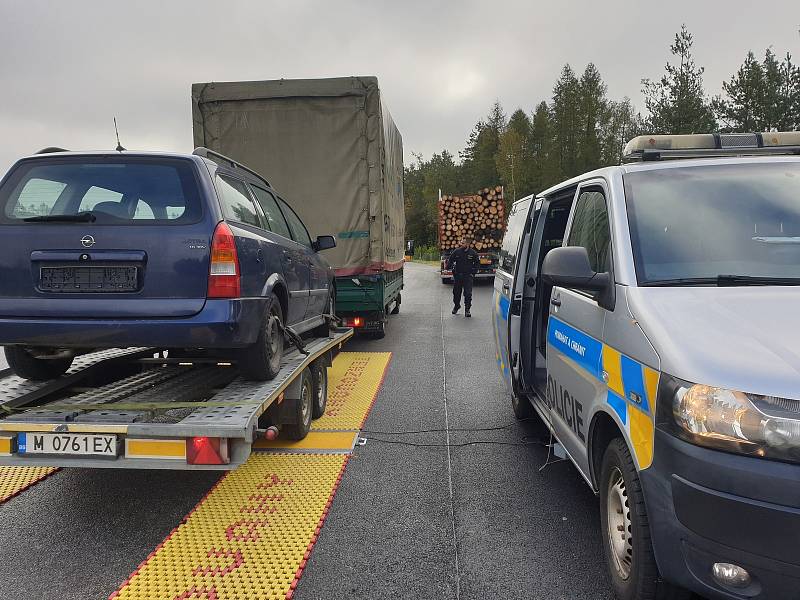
0,157 -> 203,224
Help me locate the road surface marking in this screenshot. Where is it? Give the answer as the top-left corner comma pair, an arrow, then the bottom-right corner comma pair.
0,466 -> 59,504
110,351 -> 391,600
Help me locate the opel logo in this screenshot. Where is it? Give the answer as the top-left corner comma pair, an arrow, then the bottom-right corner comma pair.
80,235 -> 96,248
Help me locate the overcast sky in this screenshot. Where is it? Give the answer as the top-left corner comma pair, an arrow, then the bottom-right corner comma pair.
1,0 -> 798,174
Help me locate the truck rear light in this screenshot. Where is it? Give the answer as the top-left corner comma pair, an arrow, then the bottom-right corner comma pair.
344,317 -> 363,328
187,436 -> 230,465
208,222 -> 241,298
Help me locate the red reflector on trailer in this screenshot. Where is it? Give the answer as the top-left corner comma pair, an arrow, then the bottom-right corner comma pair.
344,317 -> 364,328
186,436 -> 230,465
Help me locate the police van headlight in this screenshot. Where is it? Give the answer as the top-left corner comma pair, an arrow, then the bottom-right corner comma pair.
672,383 -> 800,463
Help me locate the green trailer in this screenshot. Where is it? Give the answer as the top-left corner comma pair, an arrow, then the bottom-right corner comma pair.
192,76 -> 404,338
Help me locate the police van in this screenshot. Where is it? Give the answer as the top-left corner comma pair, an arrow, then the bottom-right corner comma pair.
493,132 -> 800,600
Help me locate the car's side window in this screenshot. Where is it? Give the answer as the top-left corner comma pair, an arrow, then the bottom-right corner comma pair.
251,185 -> 293,239
276,197 -> 312,247
216,175 -> 261,228
566,187 -> 612,274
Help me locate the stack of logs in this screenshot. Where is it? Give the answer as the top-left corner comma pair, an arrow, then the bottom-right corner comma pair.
438,186 -> 506,252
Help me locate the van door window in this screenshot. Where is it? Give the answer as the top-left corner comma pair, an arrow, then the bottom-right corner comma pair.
567,188 -> 612,274
216,175 -> 261,228
499,203 -> 527,273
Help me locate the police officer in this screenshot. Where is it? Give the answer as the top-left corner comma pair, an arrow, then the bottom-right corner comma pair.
447,236 -> 479,317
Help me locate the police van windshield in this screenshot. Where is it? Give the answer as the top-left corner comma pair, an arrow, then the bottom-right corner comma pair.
624,162 -> 800,285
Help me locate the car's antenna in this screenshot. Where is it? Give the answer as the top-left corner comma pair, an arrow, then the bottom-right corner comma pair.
114,117 -> 126,152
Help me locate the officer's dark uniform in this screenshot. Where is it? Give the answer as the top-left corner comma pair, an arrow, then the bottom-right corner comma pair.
447,246 -> 479,316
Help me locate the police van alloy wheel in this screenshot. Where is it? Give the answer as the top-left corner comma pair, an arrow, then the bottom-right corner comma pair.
599,438 -> 689,600
239,293 -> 284,381
283,368 -> 313,440
4,346 -> 73,381
311,361 -> 328,419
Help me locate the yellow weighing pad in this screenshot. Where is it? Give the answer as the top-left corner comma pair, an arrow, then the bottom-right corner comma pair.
111,351 -> 392,600
0,465 -> 59,503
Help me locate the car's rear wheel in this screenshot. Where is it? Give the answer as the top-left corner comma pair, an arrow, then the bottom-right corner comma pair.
4,346 -> 73,381
238,294 -> 284,381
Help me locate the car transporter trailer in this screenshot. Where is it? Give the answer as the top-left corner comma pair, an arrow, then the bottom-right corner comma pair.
0,328 -> 352,470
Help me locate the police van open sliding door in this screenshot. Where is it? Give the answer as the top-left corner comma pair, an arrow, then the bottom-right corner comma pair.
545,182 -> 613,480
493,198 -> 531,399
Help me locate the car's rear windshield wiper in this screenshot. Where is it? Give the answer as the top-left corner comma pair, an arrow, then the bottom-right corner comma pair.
643,275 -> 800,287
23,211 -> 97,223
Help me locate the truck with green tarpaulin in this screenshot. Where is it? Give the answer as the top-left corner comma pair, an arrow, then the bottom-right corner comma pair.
191,76 -> 404,338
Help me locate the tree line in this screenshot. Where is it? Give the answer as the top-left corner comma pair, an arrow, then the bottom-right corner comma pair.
405,25 -> 800,248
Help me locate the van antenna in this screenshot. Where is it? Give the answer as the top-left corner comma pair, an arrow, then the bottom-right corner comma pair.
114,117 -> 126,152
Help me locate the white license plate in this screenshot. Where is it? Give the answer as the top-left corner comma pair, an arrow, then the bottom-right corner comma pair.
18,432 -> 118,457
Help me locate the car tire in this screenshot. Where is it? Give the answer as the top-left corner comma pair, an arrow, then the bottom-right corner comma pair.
390,294 -> 401,314
282,368 -> 314,440
310,360 -> 328,419
4,346 -> 73,381
313,292 -> 335,338
511,392 -> 534,419
238,293 -> 284,381
599,438 -> 690,600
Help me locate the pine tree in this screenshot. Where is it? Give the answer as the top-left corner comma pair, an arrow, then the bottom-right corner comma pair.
530,101 -> 555,191
713,51 -> 764,132
641,25 -> 717,133
460,102 -> 506,190
577,63 -> 608,172
550,64 -> 582,179
496,109 -> 533,202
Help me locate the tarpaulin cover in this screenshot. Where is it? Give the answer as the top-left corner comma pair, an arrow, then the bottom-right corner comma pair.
192,77 -> 405,276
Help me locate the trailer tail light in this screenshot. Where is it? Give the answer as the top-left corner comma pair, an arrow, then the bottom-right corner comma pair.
208,222 -> 241,298
187,436 -> 230,465
344,317 -> 364,328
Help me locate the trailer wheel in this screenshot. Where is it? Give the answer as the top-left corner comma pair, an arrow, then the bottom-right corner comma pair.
239,293 -> 284,381
4,346 -> 73,381
282,368 -> 314,440
311,361 -> 328,419
599,438 -> 690,600
390,293 -> 401,315
369,321 -> 386,339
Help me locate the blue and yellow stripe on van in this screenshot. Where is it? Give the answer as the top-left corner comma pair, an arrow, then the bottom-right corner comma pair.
548,316 -> 658,470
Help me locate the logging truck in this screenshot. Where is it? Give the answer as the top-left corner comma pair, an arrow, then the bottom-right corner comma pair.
438,187 -> 506,284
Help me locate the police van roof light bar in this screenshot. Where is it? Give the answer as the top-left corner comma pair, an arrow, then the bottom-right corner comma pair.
623,132 -> 800,162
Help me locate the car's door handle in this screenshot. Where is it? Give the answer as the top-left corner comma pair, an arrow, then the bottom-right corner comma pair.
550,297 -> 562,307
256,249 -> 263,263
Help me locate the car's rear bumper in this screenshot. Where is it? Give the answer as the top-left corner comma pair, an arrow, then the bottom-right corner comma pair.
0,298 -> 266,349
641,429 -> 800,599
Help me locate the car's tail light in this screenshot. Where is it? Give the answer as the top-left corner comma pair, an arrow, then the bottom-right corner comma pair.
208,222 -> 240,298
186,436 -> 230,465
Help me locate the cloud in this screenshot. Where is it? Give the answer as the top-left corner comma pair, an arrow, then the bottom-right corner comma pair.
1,0 -> 799,174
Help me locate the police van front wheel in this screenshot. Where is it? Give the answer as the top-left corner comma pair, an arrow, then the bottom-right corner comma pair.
511,393 -> 533,419
599,438 -> 690,600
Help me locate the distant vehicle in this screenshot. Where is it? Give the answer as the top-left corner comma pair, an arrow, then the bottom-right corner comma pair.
438,188 -> 505,283
0,147 -> 336,381
192,76 -> 405,339
494,132 -> 800,600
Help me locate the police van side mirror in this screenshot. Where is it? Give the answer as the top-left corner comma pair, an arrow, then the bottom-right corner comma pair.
541,246 -> 615,310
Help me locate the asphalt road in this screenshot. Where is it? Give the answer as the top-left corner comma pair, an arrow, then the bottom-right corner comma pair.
0,262 -> 626,599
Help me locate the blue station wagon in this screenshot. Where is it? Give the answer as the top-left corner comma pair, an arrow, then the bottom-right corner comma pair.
0,148 -> 336,381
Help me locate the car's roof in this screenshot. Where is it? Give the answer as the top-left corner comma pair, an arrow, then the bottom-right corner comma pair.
16,149 -> 200,162
534,155 -> 800,199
